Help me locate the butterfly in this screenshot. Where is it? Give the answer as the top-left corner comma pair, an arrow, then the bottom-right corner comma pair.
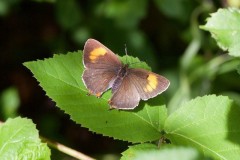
82,39 -> 170,110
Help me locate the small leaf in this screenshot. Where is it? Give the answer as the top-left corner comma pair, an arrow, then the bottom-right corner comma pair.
121,143 -> 158,160
200,8 -> 240,57
96,0 -> 147,28
0,117 -> 51,160
120,55 -> 151,71
165,95 -> 240,159
0,87 -> 20,119
121,144 -> 205,160
24,51 -> 168,143
133,146 -> 204,160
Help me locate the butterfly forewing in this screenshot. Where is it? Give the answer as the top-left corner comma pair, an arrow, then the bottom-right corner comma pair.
83,68 -> 117,95
82,39 -> 122,96
83,39 -> 122,69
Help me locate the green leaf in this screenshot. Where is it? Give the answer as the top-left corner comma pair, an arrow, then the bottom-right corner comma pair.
56,0 -> 82,30
121,144 -> 205,160
23,51 -> 168,143
120,55 -> 151,71
164,95 -> 240,159
0,117 -> 51,160
133,146 -> 204,160
200,8 -> 240,57
154,0 -> 192,22
96,0 -> 147,28
237,63 -> 240,75
0,87 -> 20,119
121,143 -> 158,160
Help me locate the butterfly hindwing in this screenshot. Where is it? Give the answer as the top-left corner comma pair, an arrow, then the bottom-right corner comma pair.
109,75 -> 141,109
108,68 -> 170,109
128,68 -> 170,101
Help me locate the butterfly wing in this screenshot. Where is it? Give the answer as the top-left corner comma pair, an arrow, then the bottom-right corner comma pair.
128,68 -> 170,100
83,39 -> 122,69
109,68 -> 170,109
82,39 -> 122,96
109,75 -> 141,109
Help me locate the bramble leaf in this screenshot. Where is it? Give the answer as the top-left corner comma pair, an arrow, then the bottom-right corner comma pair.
165,95 -> 240,159
121,144 -> 204,160
200,8 -> 240,57
0,117 -> 50,160
121,143 -> 157,160
24,51 -> 168,143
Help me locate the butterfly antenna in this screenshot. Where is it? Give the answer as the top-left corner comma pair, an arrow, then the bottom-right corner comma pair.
124,43 -> 128,64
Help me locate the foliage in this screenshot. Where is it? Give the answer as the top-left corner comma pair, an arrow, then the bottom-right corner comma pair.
22,7 -> 240,160
0,87 -> 19,120
0,117 -> 51,160
200,8 -> 240,57
1,0 -> 240,159
24,53 -> 167,143
121,144 -> 205,160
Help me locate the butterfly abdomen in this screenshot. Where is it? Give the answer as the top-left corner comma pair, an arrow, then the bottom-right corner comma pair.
111,65 -> 129,94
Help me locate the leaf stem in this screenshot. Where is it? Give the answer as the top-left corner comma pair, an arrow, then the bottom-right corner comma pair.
40,136 -> 96,160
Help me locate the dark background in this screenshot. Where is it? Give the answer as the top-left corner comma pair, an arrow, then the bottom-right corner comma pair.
0,0 -> 239,159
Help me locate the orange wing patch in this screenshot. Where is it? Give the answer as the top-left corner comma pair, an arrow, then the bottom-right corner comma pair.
89,47 -> 107,63
144,74 -> 158,92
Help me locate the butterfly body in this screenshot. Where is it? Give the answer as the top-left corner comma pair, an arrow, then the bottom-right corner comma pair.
111,65 -> 128,93
82,39 -> 170,110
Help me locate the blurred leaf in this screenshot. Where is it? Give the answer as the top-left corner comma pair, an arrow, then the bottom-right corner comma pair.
126,30 -> 157,69
165,95 -> 240,159
218,57 -> 240,74
0,117 -> 51,159
32,0 -> 56,2
221,92 -> 240,107
0,0 -> 20,16
188,55 -> 230,83
121,143 -> 158,160
72,27 -> 91,45
154,0 -> 192,22
96,0 -> 147,28
237,64 -> 240,75
227,0 -> 240,7
121,144 -> 206,160
0,87 -> 19,120
55,0 -> 82,30
200,8 -> 240,57
134,146 -> 204,160
23,52 -> 168,143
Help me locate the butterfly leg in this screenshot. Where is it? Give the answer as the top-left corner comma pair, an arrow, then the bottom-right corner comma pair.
96,92 -> 102,98
108,100 -> 114,110
86,90 -> 93,96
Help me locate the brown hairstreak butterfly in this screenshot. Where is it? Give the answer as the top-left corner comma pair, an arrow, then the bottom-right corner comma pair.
82,39 -> 170,110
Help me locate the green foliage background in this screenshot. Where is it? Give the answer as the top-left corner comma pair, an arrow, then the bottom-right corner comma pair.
0,0 -> 240,159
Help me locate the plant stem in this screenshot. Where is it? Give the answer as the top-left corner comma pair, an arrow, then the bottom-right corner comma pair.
40,136 -> 96,160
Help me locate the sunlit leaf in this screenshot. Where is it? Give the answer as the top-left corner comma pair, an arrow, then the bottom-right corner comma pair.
201,8 -> 240,57
0,117 -> 51,159
24,51 -> 168,143
165,95 -> 240,159
121,143 -> 157,160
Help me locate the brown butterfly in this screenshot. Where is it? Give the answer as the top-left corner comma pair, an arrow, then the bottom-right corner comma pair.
82,39 -> 170,110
